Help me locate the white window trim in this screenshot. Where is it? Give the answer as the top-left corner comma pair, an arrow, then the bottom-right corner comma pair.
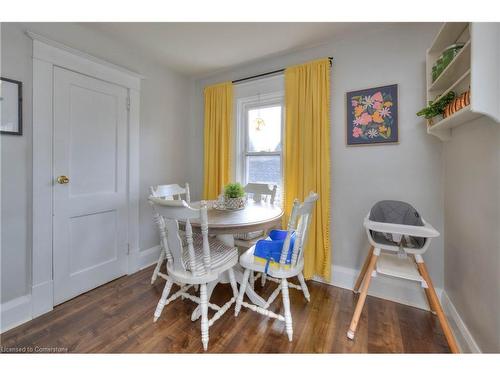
235,91 -> 284,187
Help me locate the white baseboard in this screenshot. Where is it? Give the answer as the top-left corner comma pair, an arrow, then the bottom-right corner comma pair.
314,264 -> 441,311
31,280 -> 53,318
441,291 -> 481,353
137,245 -> 161,271
0,294 -> 32,333
1,246 -> 161,334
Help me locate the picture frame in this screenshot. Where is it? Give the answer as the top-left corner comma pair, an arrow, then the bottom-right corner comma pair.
0,77 -> 23,135
346,84 -> 398,146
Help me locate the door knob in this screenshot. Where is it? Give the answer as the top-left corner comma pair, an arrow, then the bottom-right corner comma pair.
57,175 -> 70,184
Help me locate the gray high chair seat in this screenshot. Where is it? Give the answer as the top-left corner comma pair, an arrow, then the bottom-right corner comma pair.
369,200 -> 425,249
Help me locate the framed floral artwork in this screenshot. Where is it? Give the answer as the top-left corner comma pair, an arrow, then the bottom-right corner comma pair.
346,84 -> 398,146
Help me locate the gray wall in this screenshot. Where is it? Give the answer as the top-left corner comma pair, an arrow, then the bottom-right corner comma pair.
188,23 -> 445,285
1,22 -> 191,303
443,117 -> 500,352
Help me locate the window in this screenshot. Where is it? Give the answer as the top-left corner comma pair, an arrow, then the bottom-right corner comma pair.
236,93 -> 284,202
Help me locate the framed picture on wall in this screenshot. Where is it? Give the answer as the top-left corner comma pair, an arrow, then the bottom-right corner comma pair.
0,77 -> 23,135
346,84 -> 398,146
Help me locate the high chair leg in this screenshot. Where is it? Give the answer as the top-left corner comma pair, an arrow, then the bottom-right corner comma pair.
353,246 -> 374,293
415,257 -> 459,353
411,255 -> 436,314
423,285 -> 437,314
347,250 -> 379,340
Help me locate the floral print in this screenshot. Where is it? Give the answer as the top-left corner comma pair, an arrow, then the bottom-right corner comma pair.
349,89 -> 395,142
367,128 -> 379,138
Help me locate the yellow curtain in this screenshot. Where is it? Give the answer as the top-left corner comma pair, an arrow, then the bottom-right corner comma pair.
203,82 -> 233,200
284,58 -> 331,280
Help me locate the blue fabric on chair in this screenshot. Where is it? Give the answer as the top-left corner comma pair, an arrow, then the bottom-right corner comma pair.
253,230 -> 296,274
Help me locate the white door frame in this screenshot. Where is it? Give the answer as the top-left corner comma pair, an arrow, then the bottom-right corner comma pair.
29,31 -> 142,318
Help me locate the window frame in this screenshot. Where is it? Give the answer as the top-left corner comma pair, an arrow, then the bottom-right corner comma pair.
235,91 -> 285,191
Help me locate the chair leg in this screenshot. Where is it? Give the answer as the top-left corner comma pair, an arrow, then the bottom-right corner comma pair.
415,257 -> 459,353
153,279 -> 173,322
281,278 -> 293,341
297,272 -> 310,302
200,283 -> 209,351
347,250 -> 379,340
180,283 -> 185,300
228,268 -> 239,298
235,269 -> 250,317
151,248 -> 166,284
249,272 -> 255,288
353,246 -> 374,293
261,272 -> 267,287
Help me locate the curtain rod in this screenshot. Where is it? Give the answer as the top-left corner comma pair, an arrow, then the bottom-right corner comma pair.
232,57 -> 333,84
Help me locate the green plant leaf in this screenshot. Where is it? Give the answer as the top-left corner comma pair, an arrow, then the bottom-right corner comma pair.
224,183 -> 245,198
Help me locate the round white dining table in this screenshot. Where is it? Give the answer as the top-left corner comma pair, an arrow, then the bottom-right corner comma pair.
189,199 -> 283,237
187,199 -> 283,319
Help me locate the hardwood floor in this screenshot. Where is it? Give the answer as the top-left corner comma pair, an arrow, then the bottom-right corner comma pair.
0,265 -> 450,353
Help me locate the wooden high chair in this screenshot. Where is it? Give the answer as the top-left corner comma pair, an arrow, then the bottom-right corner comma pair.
347,200 -> 459,353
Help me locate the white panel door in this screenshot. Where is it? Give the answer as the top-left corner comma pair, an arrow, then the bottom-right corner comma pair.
53,66 -> 129,304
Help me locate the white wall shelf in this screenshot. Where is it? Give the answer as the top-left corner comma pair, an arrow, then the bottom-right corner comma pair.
425,23 -> 500,141
427,106 -> 482,141
429,40 -> 470,94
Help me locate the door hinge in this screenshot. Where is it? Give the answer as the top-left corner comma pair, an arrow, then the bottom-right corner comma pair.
126,97 -> 130,111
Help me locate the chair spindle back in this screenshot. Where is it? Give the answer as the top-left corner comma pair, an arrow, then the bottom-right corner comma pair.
149,183 -> 191,263
244,183 -> 278,205
149,198 -> 211,276
279,192 -> 319,266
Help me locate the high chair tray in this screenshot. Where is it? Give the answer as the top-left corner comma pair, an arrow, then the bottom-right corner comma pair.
376,253 -> 423,283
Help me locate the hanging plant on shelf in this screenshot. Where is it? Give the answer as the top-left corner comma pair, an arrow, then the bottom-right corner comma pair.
416,91 -> 456,125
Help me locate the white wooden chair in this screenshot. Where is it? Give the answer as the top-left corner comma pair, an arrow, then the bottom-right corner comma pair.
234,183 -> 278,287
347,200 -> 459,353
149,197 -> 239,351
234,192 -> 319,342
149,183 -> 190,284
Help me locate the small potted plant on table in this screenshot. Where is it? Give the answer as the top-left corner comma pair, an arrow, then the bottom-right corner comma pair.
224,183 -> 246,210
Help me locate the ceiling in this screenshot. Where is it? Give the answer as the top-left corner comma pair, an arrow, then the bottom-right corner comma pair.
84,23 -> 384,77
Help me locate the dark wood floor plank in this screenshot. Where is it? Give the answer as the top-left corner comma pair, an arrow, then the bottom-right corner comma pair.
0,265 -> 450,353
367,295 -> 405,353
